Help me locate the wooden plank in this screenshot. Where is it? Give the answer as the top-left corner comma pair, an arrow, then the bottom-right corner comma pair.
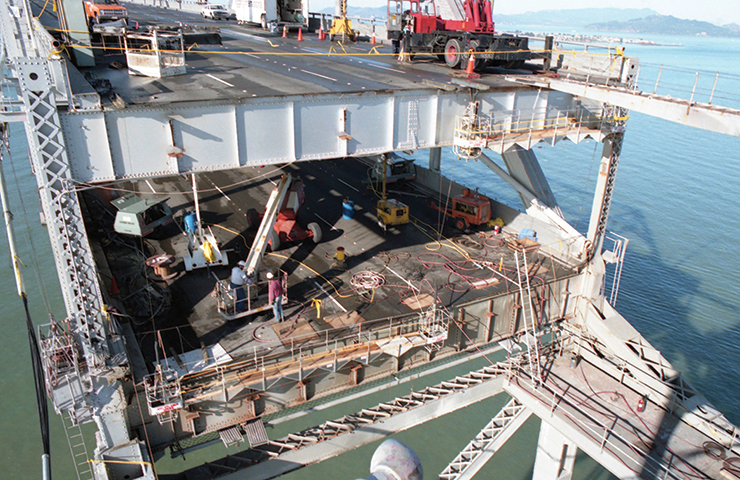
325,311 -> 365,329
400,293 -> 436,310
273,318 -> 320,348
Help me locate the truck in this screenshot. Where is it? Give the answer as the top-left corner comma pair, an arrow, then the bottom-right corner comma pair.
387,0 -> 532,71
83,0 -> 128,28
430,188 -> 491,231
232,0 -> 309,32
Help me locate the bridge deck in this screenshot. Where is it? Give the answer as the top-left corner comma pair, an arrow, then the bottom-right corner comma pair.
34,1 -> 539,106
90,158 -> 581,377
507,354 -> 733,480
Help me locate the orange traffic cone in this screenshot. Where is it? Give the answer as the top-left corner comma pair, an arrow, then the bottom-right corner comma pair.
466,50 -> 480,78
371,32 -> 376,45
297,28 -> 303,41
282,26 -> 287,38
318,28 -> 324,40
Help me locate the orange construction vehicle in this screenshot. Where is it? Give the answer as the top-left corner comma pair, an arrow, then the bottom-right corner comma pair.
84,0 -> 128,28
430,188 -> 491,231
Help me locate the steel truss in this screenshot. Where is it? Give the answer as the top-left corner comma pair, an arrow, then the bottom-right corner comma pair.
186,358 -> 518,479
438,397 -> 532,480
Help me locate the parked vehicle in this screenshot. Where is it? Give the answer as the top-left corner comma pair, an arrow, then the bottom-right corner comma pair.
430,188 -> 491,231
233,0 -> 308,31
83,0 -> 128,28
387,0 -> 533,71
201,4 -> 230,20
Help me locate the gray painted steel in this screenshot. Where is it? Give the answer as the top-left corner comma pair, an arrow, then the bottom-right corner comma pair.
501,144 -> 560,212
546,78 -> 740,137
60,88 -> 593,183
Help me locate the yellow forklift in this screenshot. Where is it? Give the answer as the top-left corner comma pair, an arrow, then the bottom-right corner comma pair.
376,153 -> 409,229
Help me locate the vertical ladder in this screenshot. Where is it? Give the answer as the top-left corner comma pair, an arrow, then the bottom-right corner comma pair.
514,250 -> 542,383
62,411 -> 94,480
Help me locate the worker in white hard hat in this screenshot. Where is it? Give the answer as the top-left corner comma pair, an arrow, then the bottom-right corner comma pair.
267,270 -> 285,322
231,260 -> 249,312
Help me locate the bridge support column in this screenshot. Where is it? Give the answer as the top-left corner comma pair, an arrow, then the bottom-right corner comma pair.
429,147 -> 441,173
57,0 -> 95,67
500,145 -> 560,213
587,132 -> 624,253
532,421 -> 577,480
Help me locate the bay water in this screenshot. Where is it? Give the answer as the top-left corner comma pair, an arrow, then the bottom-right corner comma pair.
2,32 -> 739,479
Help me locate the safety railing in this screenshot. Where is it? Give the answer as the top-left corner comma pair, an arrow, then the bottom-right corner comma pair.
143,365 -> 183,423
635,63 -> 740,109
601,231 -> 629,306
173,305 -> 450,399
453,103 -> 617,156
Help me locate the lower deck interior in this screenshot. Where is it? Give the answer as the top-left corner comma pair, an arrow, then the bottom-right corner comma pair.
80,155 -> 586,455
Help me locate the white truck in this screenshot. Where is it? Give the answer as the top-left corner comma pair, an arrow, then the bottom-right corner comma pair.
232,0 -> 309,31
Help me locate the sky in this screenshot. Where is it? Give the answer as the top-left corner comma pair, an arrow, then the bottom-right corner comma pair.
310,0 -> 740,26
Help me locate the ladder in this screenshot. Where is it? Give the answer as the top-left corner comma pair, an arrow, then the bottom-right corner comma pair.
514,250 -> 542,383
62,410 -> 94,480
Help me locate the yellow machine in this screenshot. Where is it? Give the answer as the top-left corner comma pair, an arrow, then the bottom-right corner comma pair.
376,154 -> 409,228
329,0 -> 356,42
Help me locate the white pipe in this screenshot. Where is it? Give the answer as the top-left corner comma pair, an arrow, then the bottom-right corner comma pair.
0,137 -> 26,297
191,173 -> 204,243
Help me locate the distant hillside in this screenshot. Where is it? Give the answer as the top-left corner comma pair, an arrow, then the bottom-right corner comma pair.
320,7 -> 659,28
319,6 -> 387,18
496,8 -> 659,28
588,15 -> 740,37
317,7 -> 740,38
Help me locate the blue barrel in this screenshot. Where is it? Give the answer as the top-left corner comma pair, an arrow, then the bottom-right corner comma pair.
184,211 -> 197,233
342,200 -> 354,220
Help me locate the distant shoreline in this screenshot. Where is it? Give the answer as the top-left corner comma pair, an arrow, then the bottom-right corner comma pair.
500,29 -> 684,47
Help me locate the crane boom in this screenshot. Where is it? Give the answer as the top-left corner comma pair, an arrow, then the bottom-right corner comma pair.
245,173 -> 293,276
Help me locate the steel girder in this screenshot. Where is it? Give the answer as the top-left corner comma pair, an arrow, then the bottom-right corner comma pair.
60,88 -> 601,184
0,0 -> 110,369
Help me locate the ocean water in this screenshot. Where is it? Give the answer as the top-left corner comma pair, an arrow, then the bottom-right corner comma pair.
2,33 -> 740,480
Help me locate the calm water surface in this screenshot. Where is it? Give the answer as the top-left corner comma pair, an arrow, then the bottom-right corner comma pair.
2,33 -> 739,480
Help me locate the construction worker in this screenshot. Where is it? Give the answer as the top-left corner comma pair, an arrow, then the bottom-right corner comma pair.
399,14 -> 413,63
183,210 -> 197,255
231,260 -> 249,312
267,270 -> 285,322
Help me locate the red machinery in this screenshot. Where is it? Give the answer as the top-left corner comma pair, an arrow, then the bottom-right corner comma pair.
431,188 -> 491,231
387,0 -> 532,70
246,176 -> 321,251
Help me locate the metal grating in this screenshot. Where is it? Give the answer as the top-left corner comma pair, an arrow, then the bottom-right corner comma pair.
219,426 -> 245,448
244,420 -> 269,447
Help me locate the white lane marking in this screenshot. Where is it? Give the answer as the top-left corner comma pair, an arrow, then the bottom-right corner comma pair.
243,53 -> 259,58
337,178 -> 359,192
221,28 -> 273,44
206,74 -> 234,87
315,214 -> 339,231
300,69 -> 337,81
370,63 -> 405,74
313,280 -> 347,313
213,183 -> 232,201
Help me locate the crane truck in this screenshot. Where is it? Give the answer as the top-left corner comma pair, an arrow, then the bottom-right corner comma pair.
387,0 -> 532,70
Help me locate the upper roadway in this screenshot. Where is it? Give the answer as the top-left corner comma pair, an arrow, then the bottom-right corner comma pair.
32,0 -> 543,105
